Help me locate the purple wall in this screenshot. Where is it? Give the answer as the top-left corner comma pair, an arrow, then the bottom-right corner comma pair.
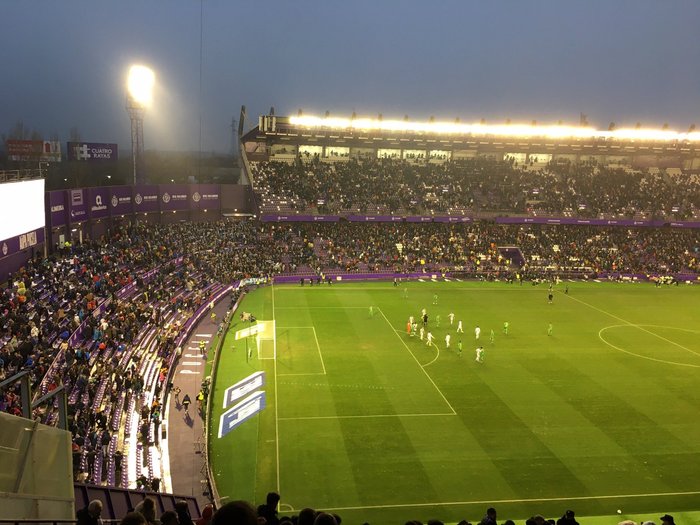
47,190 -> 68,228
220,184 -> 254,212
133,184 -> 160,213
68,188 -> 88,223
87,187 -> 110,220
495,217 -> 666,227
159,184 -> 190,211
191,184 -> 221,211
109,186 -> 133,216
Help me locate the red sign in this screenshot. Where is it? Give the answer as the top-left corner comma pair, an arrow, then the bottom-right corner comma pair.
6,140 -> 61,161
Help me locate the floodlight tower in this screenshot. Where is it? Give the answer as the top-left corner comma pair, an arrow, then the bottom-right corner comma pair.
126,65 -> 154,184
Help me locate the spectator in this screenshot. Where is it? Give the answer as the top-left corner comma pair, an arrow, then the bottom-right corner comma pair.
211,501 -> 257,525
257,492 -> 280,525
479,508 -> 497,525
161,511 -> 180,525
77,500 -> 103,525
175,500 -> 195,525
120,512 -> 147,525
134,496 -> 157,525
556,510 -> 579,525
196,505 -> 214,525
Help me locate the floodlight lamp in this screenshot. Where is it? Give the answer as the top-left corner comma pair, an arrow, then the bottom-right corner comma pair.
127,65 -> 155,107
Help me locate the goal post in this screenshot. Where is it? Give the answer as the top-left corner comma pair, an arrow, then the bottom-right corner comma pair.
256,320 -> 276,360
234,320 -> 276,360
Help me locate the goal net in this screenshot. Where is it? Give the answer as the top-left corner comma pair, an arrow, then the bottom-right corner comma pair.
255,320 -> 276,360
235,320 -> 276,359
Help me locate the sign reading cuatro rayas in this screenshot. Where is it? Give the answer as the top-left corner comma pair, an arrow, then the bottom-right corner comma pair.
67,142 -> 118,162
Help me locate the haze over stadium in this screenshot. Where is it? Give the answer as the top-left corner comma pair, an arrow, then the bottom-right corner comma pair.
2,2 -> 700,525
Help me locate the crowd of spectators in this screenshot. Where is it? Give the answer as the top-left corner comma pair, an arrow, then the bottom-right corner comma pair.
77,496 -> 678,525
252,222 -> 700,277
1,222 -> 227,489
251,158 -> 700,219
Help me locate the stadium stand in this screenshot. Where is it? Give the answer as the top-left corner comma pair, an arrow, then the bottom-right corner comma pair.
250,158 -> 700,220
1,157 -> 699,524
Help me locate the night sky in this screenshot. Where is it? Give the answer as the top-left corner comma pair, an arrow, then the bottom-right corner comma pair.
3,0 -> 700,153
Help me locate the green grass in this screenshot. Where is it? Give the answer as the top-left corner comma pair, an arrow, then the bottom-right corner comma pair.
208,280 -> 700,524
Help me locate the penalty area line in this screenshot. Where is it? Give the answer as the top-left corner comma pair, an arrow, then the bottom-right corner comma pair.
377,307 -> 456,415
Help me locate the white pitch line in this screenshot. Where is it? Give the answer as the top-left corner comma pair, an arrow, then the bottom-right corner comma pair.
278,372 -> 326,377
377,307 -> 456,415
272,281 -> 281,495
288,489 -> 700,513
423,342 -> 440,367
274,306 -> 370,309
393,327 -> 442,367
312,327 -> 327,375
279,413 -> 456,421
598,325 -> 700,368
567,294 -> 700,356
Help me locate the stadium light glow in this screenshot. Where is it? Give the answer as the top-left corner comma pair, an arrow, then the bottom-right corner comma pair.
290,115 -> 700,142
127,65 -> 155,107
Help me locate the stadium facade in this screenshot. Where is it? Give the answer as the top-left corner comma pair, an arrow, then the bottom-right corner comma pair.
243,113 -> 700,170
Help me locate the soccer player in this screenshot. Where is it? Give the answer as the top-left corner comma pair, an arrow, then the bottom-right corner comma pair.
433,294 -> 438,305
548,292 -> 553,304
403,287 -> 409,299
548,323 -> 553,336
369,306 -> 374,318
436,314 -> 441,327
409,315 -> 414,325
406,321 -> 412,335
419,327 -> 425,341
565,284 -> 569,295
448,312 -> 455,325
475,325 -> 481,340
503,321 -> 509,335
422,312 -> 429,327
445,333 -> 451,348
475,346 -> 484,363
457,320 -> 464,333
490,329 -> 495,344
457,339 -> 463,357
426,332 -> 434,346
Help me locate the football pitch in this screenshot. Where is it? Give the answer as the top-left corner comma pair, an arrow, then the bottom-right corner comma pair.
208,280 -> 700,524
